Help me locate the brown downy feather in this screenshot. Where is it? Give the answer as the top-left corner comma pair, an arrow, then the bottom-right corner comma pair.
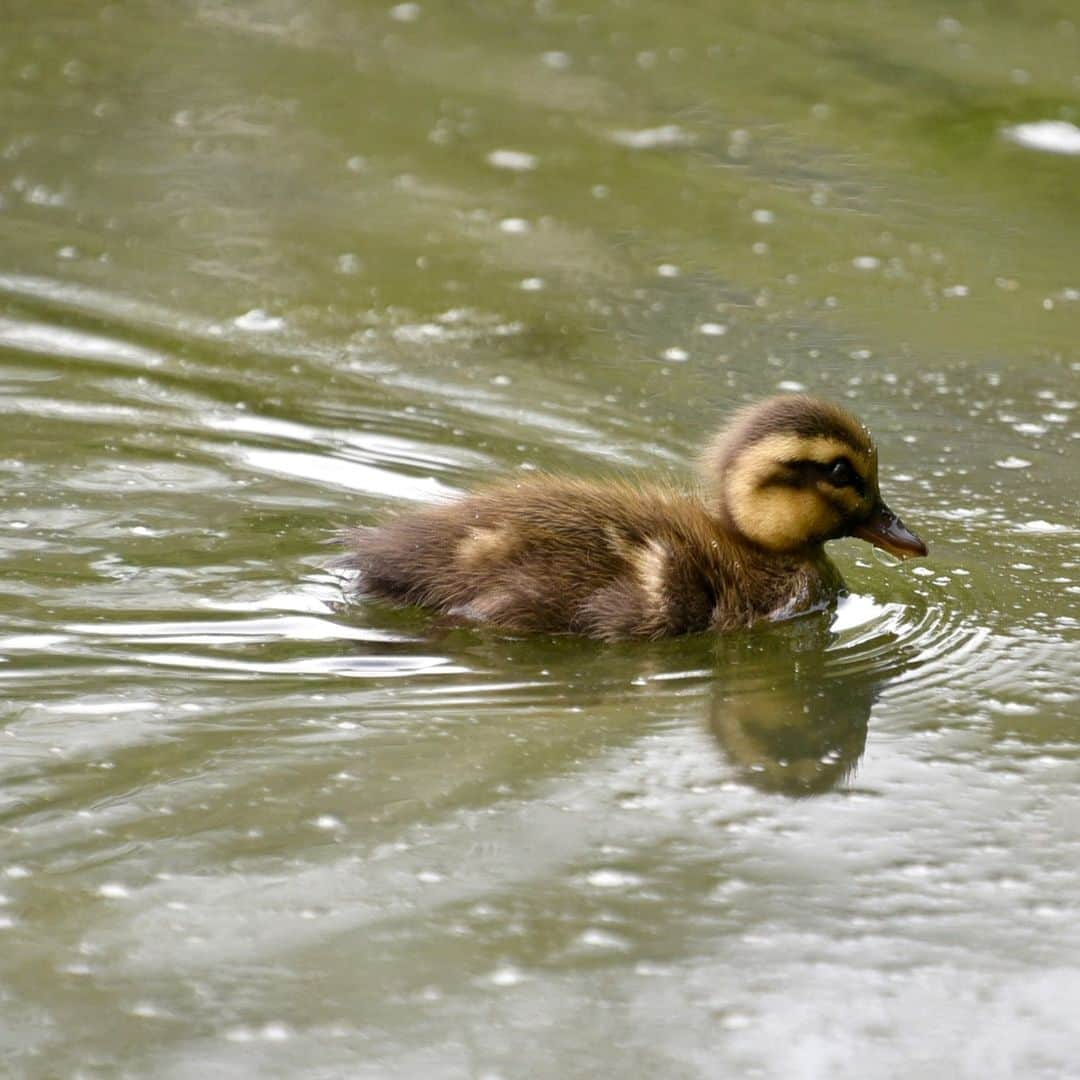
340,395 -> 925,640
342,476 -> 839,640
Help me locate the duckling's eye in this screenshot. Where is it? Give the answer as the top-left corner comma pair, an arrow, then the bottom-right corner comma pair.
825,459 -> 857,487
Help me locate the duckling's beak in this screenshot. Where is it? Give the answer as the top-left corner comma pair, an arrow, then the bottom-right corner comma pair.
851,503 -> 928,559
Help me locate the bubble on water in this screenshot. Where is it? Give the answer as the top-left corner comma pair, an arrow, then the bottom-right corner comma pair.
610,125 -> 697,150
1015,520 -> 1074,535
720,1011 -> 753,1031
128,1001 -> 168,1019
389,3 -> 421,22
490,965 -> 526,987
576,928 -> 631,952
986,699 -> 1039,716
393,322 -> 447,344
499,218 -> 530,234
585,869 -> 642,889
234,309 -> 285,332
486,149 -> 538,172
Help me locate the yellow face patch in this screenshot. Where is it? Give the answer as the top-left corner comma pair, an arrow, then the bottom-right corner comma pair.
722,433 -> 877,552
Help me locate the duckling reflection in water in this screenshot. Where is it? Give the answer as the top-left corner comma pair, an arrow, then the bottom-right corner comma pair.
342,395 -> 927,639
708,619 -> 878,796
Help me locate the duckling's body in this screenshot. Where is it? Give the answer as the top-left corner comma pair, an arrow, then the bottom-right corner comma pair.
346,477 -> 843,638
343,396 -> 926,640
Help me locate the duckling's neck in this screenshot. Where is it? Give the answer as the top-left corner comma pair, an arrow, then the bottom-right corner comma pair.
712,517 -> 843,624
710,493 -> 806,561
726,528 -> 833,577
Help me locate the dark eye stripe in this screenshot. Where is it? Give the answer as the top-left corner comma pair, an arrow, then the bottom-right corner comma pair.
774,457 -> 866,495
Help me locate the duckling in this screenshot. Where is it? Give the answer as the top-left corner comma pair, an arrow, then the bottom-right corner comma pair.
341,395 -> 927,640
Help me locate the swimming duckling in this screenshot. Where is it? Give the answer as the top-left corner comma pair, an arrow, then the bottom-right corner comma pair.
342,395 -> 927,640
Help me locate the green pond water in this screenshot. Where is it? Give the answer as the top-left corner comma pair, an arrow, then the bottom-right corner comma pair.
1,2 -> 1078,1077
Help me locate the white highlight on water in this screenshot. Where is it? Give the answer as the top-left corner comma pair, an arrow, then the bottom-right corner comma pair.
1002,121 -> 1080,156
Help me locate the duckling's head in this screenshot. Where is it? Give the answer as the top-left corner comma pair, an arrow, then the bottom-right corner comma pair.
702,395 -> 927,559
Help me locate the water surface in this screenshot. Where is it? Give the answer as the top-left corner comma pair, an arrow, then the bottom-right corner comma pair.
1,2 -> 1078,1077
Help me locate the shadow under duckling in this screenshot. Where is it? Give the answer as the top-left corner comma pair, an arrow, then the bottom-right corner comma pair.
341,395 -> 927,640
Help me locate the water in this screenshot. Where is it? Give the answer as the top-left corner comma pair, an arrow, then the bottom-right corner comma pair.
2,2 -> 1078,1077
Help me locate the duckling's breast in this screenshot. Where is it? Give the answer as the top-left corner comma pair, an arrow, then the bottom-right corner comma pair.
706,548 -> 844,633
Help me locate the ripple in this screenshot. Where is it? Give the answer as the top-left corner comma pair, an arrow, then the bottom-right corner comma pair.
0,315 -> 168,369
63,615 -> 412,645
819,587 -> 1068,721
823,592 -> 979,684
237,447 -> 459,500
127,650 -> 467,678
